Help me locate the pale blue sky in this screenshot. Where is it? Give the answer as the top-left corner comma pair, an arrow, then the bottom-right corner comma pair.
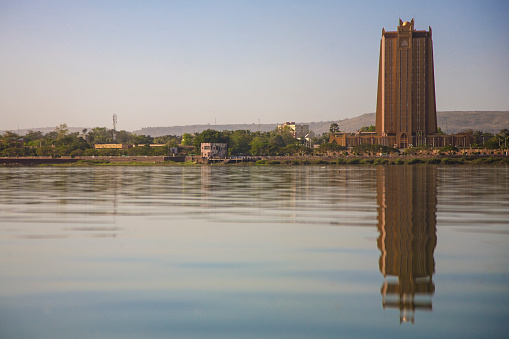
1,0 -> 508,131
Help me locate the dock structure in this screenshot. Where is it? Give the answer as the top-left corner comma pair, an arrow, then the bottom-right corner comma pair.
189,156 -> 257,164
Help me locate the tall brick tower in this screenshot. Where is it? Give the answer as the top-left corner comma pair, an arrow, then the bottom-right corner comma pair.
375,19 -> 437,148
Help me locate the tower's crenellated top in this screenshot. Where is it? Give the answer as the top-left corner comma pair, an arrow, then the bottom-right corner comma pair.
398,18 -> 414,31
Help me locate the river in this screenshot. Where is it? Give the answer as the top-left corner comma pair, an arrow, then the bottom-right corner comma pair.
0,165 -> 508,338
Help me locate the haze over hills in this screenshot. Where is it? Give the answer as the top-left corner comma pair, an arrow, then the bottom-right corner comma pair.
2,111 -> 508,137
134,111 -> 509,137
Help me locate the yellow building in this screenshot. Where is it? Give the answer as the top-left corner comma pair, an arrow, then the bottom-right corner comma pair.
94,144 -> 132,150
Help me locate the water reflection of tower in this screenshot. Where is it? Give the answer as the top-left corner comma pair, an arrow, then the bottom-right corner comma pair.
376,166 -> 437,324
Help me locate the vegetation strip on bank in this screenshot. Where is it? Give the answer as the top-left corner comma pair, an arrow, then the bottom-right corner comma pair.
1,156 -> 508,166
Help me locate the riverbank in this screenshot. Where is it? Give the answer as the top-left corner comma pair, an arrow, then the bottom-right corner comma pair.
1,154 -> 508,166
254,155 -> 509,165
0,156 -> 185,166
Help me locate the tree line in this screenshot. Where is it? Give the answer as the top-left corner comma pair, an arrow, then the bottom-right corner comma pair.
0,124 -> 178,157
0,124 -> 317,157
1,123 -> 508,158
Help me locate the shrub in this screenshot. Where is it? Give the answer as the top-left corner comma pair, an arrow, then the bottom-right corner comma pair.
360,159 -> 374,164
70,149 -> 83,157
441,158 -> 463,164
407,158 -> 425,164
36,146 -> 56,157
75,159 -> 110,165
83,149 -> 99,156
440,145 -> 459,154
312,159 -> 328,165
1,147 -> 30,157
425,158 -> 441,164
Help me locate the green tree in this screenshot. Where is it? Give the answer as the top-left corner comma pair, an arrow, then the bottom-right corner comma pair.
70,149 -> 84,157
132,134 -> 154,146
181,133 -> 193,146
269,134 -> 285,148
317,143 -> 346,155
54,132 -> 76,146
1,147 -> 30,157
87,127 -> 111,145
154,135 -> 178,144
56,145 -> 73,156
151,146 -> 168,156
23,130 -> 44,144
1,131 -> 21,148
228,130 -> 253,156
359,125 -> 376,132
281,144 -> 312,156
312,132 -> 331,146
128,144 -> 153,156
473,131 -> 493,147
170,138 -> 180,146
276,127 -> 297,146
36,146 -> 56,157
83,148 -> 99,156
115,130 -> 132,143
250,135 -> 270,155
55,123 -> 69,140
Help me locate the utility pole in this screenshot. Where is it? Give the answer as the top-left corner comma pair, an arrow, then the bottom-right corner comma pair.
113,114 -> 117,142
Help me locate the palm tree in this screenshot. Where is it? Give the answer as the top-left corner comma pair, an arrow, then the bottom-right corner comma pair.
329,123 -> 340,133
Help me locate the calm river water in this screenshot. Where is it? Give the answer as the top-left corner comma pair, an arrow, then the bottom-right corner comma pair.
0,165 -> 508,338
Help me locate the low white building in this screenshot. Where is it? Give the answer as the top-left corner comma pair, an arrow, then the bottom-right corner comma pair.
201,143 -> 227,158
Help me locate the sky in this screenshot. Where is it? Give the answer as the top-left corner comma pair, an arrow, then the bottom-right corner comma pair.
1,0 -> 508,132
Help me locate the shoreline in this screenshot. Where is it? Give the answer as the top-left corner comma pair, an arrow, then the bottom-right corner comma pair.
1,155 -> 508,166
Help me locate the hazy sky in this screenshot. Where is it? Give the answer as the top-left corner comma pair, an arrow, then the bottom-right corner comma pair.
1,0 -> 508,131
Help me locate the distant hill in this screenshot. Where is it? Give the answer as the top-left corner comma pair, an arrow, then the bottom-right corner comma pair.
435,111 -> 509,134
134,111 -> 508,137
0,126 -> 88,137
305,111 -> 509,136
2,111 -> 507,137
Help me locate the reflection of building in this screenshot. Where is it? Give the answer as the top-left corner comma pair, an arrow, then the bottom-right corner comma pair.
201,143 -> 227,158
277,122 -> 310,139
329,19 -> 474,148
376,166 -> 437,323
